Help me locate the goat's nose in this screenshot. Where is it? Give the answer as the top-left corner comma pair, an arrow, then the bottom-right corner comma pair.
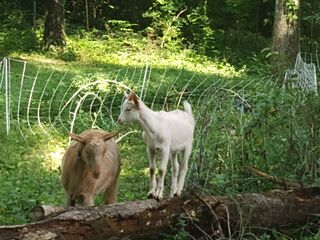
117,118 -> 124,125
93,171 -> 100,179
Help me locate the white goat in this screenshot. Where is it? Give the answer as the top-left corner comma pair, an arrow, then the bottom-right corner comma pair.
118,92 -> 195,199
61,129 -> 120,207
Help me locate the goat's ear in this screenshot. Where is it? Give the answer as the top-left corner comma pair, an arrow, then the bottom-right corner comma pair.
133,93 -> 139,107
128,91 -> 139,107
103,130 -> 120,142
68,132 -> 84,143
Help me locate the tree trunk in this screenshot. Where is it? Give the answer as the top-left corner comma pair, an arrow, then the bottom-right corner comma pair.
1,188 -> 320,239
271,0 -> 300,71
43,0 -> 66,50
85,0 -> 89,31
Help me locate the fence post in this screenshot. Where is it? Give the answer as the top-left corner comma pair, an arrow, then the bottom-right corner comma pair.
4,57 -> 10,134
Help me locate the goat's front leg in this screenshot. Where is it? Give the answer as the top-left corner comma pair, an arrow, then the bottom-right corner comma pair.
155,148 -> 170,200
64,192 -> 74,207
147,147 -> 157,198
83,194 -> 95,207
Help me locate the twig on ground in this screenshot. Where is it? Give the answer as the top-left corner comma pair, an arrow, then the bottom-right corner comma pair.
247,166 -> 303,190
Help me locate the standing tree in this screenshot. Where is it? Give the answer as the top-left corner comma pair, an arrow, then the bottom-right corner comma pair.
43,0 -> 66,50
85,0 -> 89,31
271,0 -> 301,71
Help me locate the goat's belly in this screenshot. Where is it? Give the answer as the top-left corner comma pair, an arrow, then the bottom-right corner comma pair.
170,144 -> 186,153
144,139 -> 162,151
142,132 -> 162,150
147,143 -> 162,151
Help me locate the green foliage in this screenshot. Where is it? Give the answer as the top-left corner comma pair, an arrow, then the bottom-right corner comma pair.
161,216 -> 191,239
301,1 -> 320,52
1,0 -> 320,58
0,9 -> 38,56
304,12 -> 320,24
106,20 -> 138,34
0,125 -> 64,224
286,0 -> 299,25
182,5 -> 214,55
143,0 -> 185,49
0,14 -> 320,238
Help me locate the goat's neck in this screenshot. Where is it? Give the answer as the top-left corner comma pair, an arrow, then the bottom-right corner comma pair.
137,101 -> 158,136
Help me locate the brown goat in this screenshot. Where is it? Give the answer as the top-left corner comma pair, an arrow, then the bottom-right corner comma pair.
61,129 -> 120,207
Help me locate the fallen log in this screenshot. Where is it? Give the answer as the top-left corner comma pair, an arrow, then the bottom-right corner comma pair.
1,188 -> 320,240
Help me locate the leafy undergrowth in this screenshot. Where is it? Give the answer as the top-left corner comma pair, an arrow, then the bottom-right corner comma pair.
1,32 -> 320,239
0,124 -> 65,224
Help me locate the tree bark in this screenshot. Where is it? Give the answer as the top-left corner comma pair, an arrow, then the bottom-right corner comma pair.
85,0 -> 89,31
1,188 -> 320,239
43,0 -> 66,50
271,0 -> 300,71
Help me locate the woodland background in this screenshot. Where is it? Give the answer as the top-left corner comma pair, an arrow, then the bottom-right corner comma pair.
1,0 -> 320,239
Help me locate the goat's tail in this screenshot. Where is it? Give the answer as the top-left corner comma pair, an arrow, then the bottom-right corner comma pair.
183,101 -> 193,115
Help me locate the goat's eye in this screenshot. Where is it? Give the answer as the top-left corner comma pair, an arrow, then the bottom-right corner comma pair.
126,108 -> 131,112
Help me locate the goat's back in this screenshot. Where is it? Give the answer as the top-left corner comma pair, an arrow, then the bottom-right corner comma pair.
143,109 -> 195,152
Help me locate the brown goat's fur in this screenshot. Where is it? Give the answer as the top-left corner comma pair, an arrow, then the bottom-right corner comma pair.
61,129 -> 121,207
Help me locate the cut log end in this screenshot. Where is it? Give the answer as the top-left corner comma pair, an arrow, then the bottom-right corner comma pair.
28,205 -> 66,222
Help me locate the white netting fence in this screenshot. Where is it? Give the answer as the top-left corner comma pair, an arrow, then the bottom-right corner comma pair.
284,52 -> 318,95
0,57 -> 275,138
1,56 -> 320,189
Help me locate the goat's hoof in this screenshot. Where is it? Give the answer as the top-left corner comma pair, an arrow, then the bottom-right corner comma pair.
155,196 -> 162,201
147,193 -> 155,199
173,193 -> 180,198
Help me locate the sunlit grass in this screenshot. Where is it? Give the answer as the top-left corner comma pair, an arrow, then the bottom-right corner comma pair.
43,141 -> 66,171
0,124 -> 65,224
9,33 -> 244,80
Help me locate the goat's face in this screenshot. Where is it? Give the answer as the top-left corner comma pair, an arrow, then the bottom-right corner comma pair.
69,132 -> 119,179
118,92 -> 140,125
79,139 -> 105,179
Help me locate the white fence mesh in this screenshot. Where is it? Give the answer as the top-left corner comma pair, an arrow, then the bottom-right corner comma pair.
284,52 -> 318,95
0,57 -> 275,137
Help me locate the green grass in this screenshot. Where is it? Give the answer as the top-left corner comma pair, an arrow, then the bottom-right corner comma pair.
0,32 -> 245,225
0,124 -> 65,224
1,30 -> 320,239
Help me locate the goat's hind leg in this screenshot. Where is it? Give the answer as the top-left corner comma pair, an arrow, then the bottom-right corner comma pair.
147,147 -> 157,198
176,146 -> 192,196
170,152 -> 179,197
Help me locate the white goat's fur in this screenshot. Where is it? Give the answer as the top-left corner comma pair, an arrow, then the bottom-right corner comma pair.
61,129 -> 120,207
118,92 -> 195,199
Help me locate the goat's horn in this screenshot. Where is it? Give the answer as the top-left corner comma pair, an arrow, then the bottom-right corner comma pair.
103,130 -> 120,141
